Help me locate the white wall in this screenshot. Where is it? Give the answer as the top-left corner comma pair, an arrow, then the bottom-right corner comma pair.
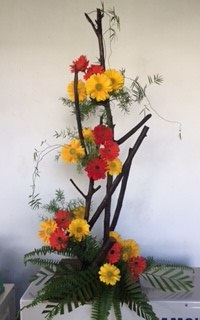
1,0 -> 200,310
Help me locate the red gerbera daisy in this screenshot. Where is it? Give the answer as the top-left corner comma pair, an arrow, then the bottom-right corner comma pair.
128,256 -> 147,280
99,140 -> 120,161
84,64 -> 104,80
85,157 -> 108,180
49,229 -> 69,251
93,125 -> 113,145
55,210 -> 72,229
107,242 -> 122,264
70,55 -> 89,73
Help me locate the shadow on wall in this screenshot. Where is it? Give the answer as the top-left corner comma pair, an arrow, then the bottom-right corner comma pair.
0,244 -> 39,311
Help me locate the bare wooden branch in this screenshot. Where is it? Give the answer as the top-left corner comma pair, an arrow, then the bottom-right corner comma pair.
89,125 -> 150,230
116,114 -> 152,145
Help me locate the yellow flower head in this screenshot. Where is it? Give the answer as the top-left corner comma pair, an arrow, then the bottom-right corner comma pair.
68,218 -> 90,241
99,263 -> 121,286
73,206 -> 85,219
121,239 -> 140,261
104,69 -> 124,92
107,158 -> 122,176
82,128 -> 94,142
67,80 -> 87,102
85,73 -> 112,101
109,231 -> 123,244
60,139 -> 85,164
38,219 -> 57,245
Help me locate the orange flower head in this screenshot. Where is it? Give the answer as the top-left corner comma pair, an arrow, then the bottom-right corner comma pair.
84,64 -> 104,80
55,210 -> 72,229
70,55 -> 89,73
99,140 -> 120,161
85,157 -> 108,181
93,125 -> 113,145
49,228 -> 69,251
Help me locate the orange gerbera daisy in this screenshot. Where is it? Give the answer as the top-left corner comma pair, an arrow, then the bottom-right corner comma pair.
99,140 -> 120,161
70,55 -> 89,73
49,229 -> 69,251
85,157 -> 108,180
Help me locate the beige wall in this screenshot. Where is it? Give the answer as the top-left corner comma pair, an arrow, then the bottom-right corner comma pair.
1,0 -> 200,309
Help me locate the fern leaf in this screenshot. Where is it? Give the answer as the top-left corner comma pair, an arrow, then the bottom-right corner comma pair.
142,265 -> 193,292
91,286 -> 114,320
117,269 -> 158,320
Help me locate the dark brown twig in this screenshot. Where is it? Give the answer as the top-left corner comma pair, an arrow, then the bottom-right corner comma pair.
89,125 -> 150,230
116,114 -> 152,145
74,71 -> 86,153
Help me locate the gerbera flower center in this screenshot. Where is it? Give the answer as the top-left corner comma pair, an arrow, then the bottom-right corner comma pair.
107,271 -> 113,278
70,148 -> 76,155
77,227 -> 82,233
46,228 -> 52,235
95,83 -> 103,91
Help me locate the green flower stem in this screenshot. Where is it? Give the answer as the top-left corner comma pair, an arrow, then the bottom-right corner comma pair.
89,125 -> 150,231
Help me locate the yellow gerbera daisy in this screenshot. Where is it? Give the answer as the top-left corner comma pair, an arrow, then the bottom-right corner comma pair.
60,139 -> 85,164
68,218 -> 90,241
109,231 -> 123,244
38,219 -> 57,245
99,263 -> 121,286
121,239 -> 140,261
67,80 -> 87,102
85,73 -> 112,101
104,69 -> 124,92
82,128 -> 94,142
107,158 -> 122,176
73,206 -> 85,219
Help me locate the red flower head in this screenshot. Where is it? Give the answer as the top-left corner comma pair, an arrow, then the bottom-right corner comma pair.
49,228 -> 69,251
84,64 -> 104,80
55,210 -> 72,229
107,242 -> 122,264
93,125 -> 113,145
85,157 -> 108,180
99,140 -> 120,161
70,55 -> 89,73
128,256 -> 147,280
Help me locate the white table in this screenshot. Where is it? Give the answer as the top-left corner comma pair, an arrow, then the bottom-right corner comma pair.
0,284 -> 15,320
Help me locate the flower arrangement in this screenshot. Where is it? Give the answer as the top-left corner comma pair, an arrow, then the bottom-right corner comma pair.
24,4 -> 193,320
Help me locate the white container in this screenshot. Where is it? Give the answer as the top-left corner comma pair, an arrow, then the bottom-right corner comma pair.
20,269 -> 200,320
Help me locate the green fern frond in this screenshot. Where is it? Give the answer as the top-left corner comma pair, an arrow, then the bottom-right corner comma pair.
91,285 -> 115,320
118,268 -> 158,320
25,257 -> 60,269
24,246 -> 56,260
28,267 -> 100,320
142,263 -> 194,292
112,297 -> 122,320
